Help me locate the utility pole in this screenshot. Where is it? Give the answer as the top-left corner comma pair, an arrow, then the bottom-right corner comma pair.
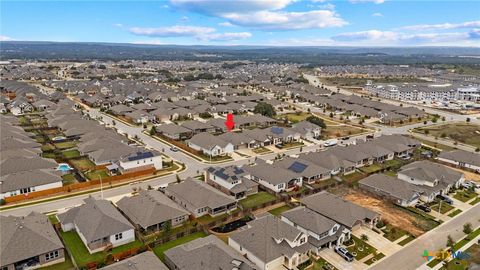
100,174 -> 104,199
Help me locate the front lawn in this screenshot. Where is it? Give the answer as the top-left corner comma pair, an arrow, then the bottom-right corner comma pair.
430,201 -> 454,214
448,209 -> 462,218
382,224 -> 408,242
152,232 -> 207,261
346,235 -> 377,261
239,192 -> 277,209
470,197 -> 480,205
252,147 -> 272,154
398,235 -> 415,246
453,190 -> 478,203
364,252 -> 385,265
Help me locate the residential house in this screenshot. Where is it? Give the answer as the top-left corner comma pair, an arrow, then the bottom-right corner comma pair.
243,162 -> 303,193
274,157 -> 331,184
1,212 -> 65,270
117,190 -> 189,233
165,235 -> 257,270
300,192 -> 380,229
102,251 -> 169,270
118,150 -> 163,173
437,149 -> 480,172
206,166 -> 259,200
164,178 -> 237,218
359,174 -> 420,207
281,207 -> 351,253
156,123 -> 193,140
229,214 -> 312,270
57,197 -> 135,253
291,121 -> 322,140
186,133 -> 234,157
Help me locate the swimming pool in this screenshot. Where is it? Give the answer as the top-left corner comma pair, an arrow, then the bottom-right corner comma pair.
57,163 -> 73,172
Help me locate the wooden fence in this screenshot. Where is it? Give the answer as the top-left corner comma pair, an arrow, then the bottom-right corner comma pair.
4,167 -> 156,204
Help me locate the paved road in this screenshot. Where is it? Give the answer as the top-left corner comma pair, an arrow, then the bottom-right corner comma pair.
369,203 -> 480,270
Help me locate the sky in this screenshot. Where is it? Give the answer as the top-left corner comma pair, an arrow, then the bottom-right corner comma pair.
1,0 -> 480,47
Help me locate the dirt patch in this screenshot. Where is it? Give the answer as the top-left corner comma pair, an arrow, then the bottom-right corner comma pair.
343,190 -> 425,237
450,167 -> 480,182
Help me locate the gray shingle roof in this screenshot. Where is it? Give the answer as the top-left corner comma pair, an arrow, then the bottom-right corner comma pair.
1,212 -> 64,267
102,251 -> 168,270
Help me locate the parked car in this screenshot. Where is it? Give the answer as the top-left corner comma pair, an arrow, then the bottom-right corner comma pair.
275,144 -> 284,149
436,194 -> 454,205
398,154 -> 411,160
415,204 -> 432,212
323,139 -> 338,147
170,146 -> 179,152
335,246 -> 354,262
464,181 -> 479,189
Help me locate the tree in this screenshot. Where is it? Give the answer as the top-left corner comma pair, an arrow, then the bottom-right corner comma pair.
463,223 -> 473,234
253,102 -> 276,117
361,234 -> 369,242
149,126 -> 157,136
306,116 -> 326,129
466,117 -> 471,123
162,220 -> 172,234
446,235 -> 454,250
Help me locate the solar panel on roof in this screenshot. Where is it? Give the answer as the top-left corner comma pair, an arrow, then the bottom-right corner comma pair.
288,161 -> 308,173
127,151 -> 154,161
271,126 -> 283,135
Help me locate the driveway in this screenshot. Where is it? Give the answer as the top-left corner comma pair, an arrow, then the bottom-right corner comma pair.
353,226 -> 401,256
319,248 -> 366,270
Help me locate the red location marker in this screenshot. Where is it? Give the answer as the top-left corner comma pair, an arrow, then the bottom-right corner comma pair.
225,113 -> 235,131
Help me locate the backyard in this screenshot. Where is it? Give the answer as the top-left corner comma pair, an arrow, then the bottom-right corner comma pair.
239,192 -> 278,209
152,232 -> 207,261
268,205 -> 293,216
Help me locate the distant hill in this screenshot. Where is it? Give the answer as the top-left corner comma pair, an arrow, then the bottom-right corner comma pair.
1,41 -> 480,65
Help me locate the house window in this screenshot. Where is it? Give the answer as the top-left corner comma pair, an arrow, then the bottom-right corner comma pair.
115,233 -> 123,240
45,250 -> 59,261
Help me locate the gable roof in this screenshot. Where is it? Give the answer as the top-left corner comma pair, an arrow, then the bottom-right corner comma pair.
399,160 -> 464,185
1,212 -> 64,266
102,251 -> 168,270
116,190 -> 189,230
300,191 -> 379,228
58,197 -> 134,242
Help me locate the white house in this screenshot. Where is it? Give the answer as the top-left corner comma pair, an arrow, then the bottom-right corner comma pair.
118,150 -> 163,173
186,132 -> 234,157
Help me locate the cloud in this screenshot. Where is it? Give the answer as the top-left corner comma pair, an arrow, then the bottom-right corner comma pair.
372,12 -> 383,17
129,25 -> 215,37
169,0 -> 346,31
331,29 -> 479,45
200,32 -> 252,41
349,0 -> 385,4
132,39 -> 164,45
219,22 -> 234,27
170,0 -> 294,14
222,10 -> 347,30
114,23 -> 124,27
400,20 -> 480,31
129,24 -> 251,42
179,16 -> 189,22
0,35 -> 13,41
317,3 -> 335,10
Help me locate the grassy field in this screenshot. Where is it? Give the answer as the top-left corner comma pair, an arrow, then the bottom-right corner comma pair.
453,190 -> 478,203
414,123 -> 480,148
239,192 -> 277,209
359,164 -> 383,174
277,112 -> 311,123
322,125 -> 368,139
152,232 -> 207,261
382,224 -> 408,242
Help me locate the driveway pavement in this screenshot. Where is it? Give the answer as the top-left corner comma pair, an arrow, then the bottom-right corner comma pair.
353,226 -> 401,256
319,248 -> 366,270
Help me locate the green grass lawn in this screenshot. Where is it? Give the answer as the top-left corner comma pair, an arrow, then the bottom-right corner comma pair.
48,214 -> 59,224
268,205 -> 293,216
453,190 -> 478,203
414,123 -> 480,148
70,158 -> 96,171
382,224 -> 408,242
346,235 -> 377,261
54,141 -> 77,150
298,257 -> 338,270
152,232 -> 207,261
430,201 -> 455,214
309,178 -> 338,189
341,172 -> 367,186
62,149 -> 81,159
61,174 -> 76,185
239,192 -> 277,209
470,197 -> 480,205
359,164 -> 383,174
60,230 -> 144,268
38,255 -> 74,270
453,228 -> 480,251
364,252 -> 385,265
252,147 -> 272,154
398,235 -> 415,246
448,209 -> 463,218
384,170 -> 397,177
281,141 -> 304,149
85,169 -> 110,181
